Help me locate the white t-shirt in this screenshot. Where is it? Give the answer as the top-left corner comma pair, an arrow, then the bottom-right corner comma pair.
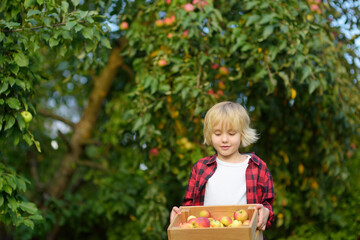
204,155 -> 250,206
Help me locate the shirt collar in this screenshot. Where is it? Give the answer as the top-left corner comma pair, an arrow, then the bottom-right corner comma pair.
206,152 -> 259,166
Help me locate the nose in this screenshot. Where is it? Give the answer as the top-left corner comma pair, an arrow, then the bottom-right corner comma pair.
221,134 -> 228,143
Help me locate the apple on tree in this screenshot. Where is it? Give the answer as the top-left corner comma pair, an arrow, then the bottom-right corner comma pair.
120,21 -> 129,30
21,111 -> 33,123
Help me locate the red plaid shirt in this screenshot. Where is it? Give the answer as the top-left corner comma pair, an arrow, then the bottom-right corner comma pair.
182,153 -> 275,229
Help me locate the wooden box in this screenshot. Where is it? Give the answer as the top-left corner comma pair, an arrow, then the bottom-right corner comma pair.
167,204 -> 263,240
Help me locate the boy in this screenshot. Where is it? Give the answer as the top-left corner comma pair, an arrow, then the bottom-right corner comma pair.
170,101 -> 275,231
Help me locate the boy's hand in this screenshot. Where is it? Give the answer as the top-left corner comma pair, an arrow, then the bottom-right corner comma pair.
170,206 -> 181,223
255,204 -> 269,231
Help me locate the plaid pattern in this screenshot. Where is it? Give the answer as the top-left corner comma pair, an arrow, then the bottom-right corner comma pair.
183,153 -> 275,229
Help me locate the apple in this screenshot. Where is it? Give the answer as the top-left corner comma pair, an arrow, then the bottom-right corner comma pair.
219,216 -> 232,227
149,148 -> 159,156
207,89 -> 215,95
21,111 -> 33,123
218,81 -> 225,90
179,222 -> 193,228
234,209 -> 248,222
211,63 -> 219,69
192,217 -> 210,228
184,3 -> 195,12
187,215 -> 196,222
242,219 -> 251,226
218,66 -> 229,75
155,19 -> 164,27
167,33 -> 173,38
209,219 -> 223,228
228,219 -> 242,227
183,30 -> 189,38
120,22 -> 129,30
199,210 -> 211,218
158,59 -> 167,67
310,4 -> 321,14
217,90 -> 224,96
165,0 -> 171,4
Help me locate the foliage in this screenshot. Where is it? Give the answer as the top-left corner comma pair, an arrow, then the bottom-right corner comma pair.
0,0 -> 359,239
0,163 -> 43,230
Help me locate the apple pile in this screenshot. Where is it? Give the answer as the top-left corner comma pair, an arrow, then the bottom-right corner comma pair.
179,209 -> 251,229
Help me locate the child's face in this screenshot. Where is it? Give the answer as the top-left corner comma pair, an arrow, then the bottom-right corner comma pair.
211,122 -> 242,162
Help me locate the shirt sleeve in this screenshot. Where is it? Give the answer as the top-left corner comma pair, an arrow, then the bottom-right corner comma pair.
182,164 -> 197,206
261,167 -> 275,229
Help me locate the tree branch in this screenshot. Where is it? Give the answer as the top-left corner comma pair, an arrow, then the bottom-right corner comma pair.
37,108 -> 76,129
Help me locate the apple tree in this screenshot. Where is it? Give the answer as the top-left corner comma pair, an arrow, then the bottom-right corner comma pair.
1,0 -> 359,239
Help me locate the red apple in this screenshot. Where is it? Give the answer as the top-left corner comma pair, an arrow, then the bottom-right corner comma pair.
207,89 -> 215,95
218,81 -> 225,90
242,219 -> 251,226
211,63 -> 219,69
120,22 -> 129,30
183,30 -> 189,38
192,217 -> 210,228
217,90 -> 224,96
149,148 -> 159,156
310,4 -> 321,14
165,0 -> 171,4
219,216 -> 232,227
234,209 -> 248,222
179,222 -> 193,228
187,215 -> 196,222
158,59 -> 167,67
164,17 -> 172,26
167,33 -> 173,38
218,66 -> 229,75
199,210 -> 211,218
184,3 -> 195,12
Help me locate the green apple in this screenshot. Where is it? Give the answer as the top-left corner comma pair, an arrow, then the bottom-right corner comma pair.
21,111 -> 33,123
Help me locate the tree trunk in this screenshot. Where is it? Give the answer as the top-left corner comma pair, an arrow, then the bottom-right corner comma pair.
47,46 -> 124,199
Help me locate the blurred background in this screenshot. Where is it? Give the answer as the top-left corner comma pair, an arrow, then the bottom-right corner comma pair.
0,0 -> 359,239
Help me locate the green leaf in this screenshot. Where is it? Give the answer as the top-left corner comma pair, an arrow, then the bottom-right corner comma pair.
245,15 -> 260,27
4,116 -> 16,131
6,97 -> 21,110
64,21 -> 77,31
0,195 -> 3,207
61,1 -> 69,13
278,71 -> 290,86
100,36 -> 111,49
14,52 -> 29,67
27,9 -> 41,17
263,25 -> 274,39
24,0 -> 36,9
34,140 -> 41,152
4,185 -> 12,195
23,219 -> 34,229
301,66 -> 311,82
15,79 -> 26,90
71,0 -> 80,7
82,27 -> 94,39
0,83 -> 8,94
309,79 -> 320,94
20,202 -> 38,215
49,37 -> 60,47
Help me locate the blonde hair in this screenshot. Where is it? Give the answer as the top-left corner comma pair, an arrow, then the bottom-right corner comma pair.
203,101 -> 258,147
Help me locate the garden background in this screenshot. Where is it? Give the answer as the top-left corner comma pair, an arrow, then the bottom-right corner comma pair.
0,0 -> 359,239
